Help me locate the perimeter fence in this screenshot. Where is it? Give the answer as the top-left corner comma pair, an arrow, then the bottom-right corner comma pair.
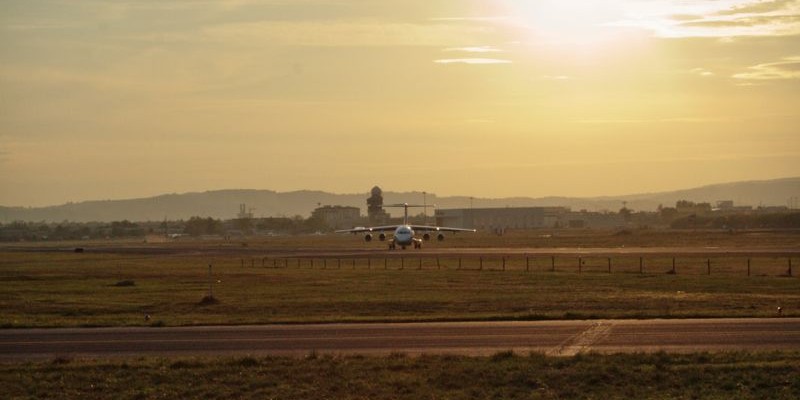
240,254 -> 797,277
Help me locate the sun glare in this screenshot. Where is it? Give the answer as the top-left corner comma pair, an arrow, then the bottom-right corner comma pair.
497,0 -> 631,47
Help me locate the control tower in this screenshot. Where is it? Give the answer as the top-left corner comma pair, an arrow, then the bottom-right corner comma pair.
367,186 -> 389,224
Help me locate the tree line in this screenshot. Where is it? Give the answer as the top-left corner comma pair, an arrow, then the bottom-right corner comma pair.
0,215 -> 328,242
670,212 -> 800,230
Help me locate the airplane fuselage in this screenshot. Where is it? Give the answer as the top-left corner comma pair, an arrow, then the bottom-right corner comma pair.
392,225 -> 417,248
389,225 -> 424,249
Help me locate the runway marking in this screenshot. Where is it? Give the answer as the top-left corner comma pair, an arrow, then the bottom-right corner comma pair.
548,321 -> 613,356
2,319 -> 799,360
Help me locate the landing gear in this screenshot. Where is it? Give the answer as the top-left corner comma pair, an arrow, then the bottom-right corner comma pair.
413,241 -> 422,249
389,242 -> 396,250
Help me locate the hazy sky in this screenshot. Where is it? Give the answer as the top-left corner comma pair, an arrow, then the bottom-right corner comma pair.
1,0 -> 799,206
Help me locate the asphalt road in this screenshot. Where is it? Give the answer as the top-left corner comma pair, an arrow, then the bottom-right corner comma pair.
2,318 -> 799,360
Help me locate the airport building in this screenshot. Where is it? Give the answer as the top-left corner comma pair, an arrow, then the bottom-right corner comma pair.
311,205 -> 361,230
435,207 -> 571,231
563,210 -> 627,229
366,186 -> 390,224
435,207 -> 630,231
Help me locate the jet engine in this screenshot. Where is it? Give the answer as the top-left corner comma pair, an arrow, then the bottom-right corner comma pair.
437,233 -> 445,241
423,233 -> 431,241
378,233 -> 387,241
364,233 -> 373,242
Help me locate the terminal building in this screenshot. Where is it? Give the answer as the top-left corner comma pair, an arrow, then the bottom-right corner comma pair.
311,205 -> 361,230
436,207 -> 628,231
435,207 -> 571,231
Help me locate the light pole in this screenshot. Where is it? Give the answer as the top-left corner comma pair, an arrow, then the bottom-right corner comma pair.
423,191 -> 427,225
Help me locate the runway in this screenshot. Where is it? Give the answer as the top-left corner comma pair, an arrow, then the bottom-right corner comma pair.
2,318 -> 799,360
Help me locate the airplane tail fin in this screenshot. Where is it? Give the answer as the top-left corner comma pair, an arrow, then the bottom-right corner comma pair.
384,203 -> 436,225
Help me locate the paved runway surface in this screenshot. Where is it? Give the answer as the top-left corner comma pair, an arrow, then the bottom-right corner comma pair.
2,318 -> 799,360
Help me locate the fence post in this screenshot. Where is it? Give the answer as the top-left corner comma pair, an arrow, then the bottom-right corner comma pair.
789,258 -> 793,277
311,259 -> 314,269
672,258 -> 676,274
352,259 -> 356,269
747,258 -> 751,277
367,258 -> 371,270
639,257 -> 643,274
273,259 -> 277,268
437,257 -> 440,270
479,257 -> 483,271
607,258 -> 611,274
418,258 -> 422,270
241,258 -> 245,268
578,257 -> 582,273
502,257 -> 506,271
262,257 -> 266,267
526,256 -> 530,272
551,256 -> 555,272
458,257 -> 462,270
384,258 -> 388,270
707,259 -> 711,275
323,259 -> 327,269
401,257 -> 404,270
208,264 -> 213,298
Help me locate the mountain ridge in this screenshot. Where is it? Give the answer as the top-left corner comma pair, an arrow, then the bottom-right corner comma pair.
1,177 -> 797,223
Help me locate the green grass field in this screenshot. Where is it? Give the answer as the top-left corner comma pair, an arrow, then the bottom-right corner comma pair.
8,228 -> 800,251
1,247 -> 798,328
3,352 -> 799,399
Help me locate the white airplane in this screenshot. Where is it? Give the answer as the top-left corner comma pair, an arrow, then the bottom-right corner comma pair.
336,203 -> 476,250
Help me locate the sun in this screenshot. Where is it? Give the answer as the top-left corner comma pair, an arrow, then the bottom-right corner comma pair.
495,0 -> 635,48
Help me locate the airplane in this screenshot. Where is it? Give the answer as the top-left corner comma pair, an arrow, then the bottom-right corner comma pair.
336,203 -> 476,250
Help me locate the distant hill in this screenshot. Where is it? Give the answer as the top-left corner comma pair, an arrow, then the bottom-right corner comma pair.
1,177 -> 797,223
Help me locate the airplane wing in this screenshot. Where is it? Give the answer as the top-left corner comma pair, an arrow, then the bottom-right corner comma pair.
335,225 -> 399,234
335,225 -> 476,234
408,225 -> 476,233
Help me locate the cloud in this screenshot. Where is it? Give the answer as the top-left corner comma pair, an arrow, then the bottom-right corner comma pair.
716,0 -> 798,16
433,58 -> 512,65
541,75 -> 570,80
679,14 -> 800,28
202,20 -> 493,47
690,68 -> 715,77
573,116 -> 743,126
670,14 -> 703,22
1,21 -> 82,31
463,118 -> 495,124
430,17 -> 510,22
0,66 -> 146,92
610,0 -> 800,37
443,46 -> 503,53
733,56 -> 800,80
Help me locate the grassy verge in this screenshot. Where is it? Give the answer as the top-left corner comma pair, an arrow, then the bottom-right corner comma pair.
2,352 -> 799,399
5,229 -> 800,251
1,251 -> 798,327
